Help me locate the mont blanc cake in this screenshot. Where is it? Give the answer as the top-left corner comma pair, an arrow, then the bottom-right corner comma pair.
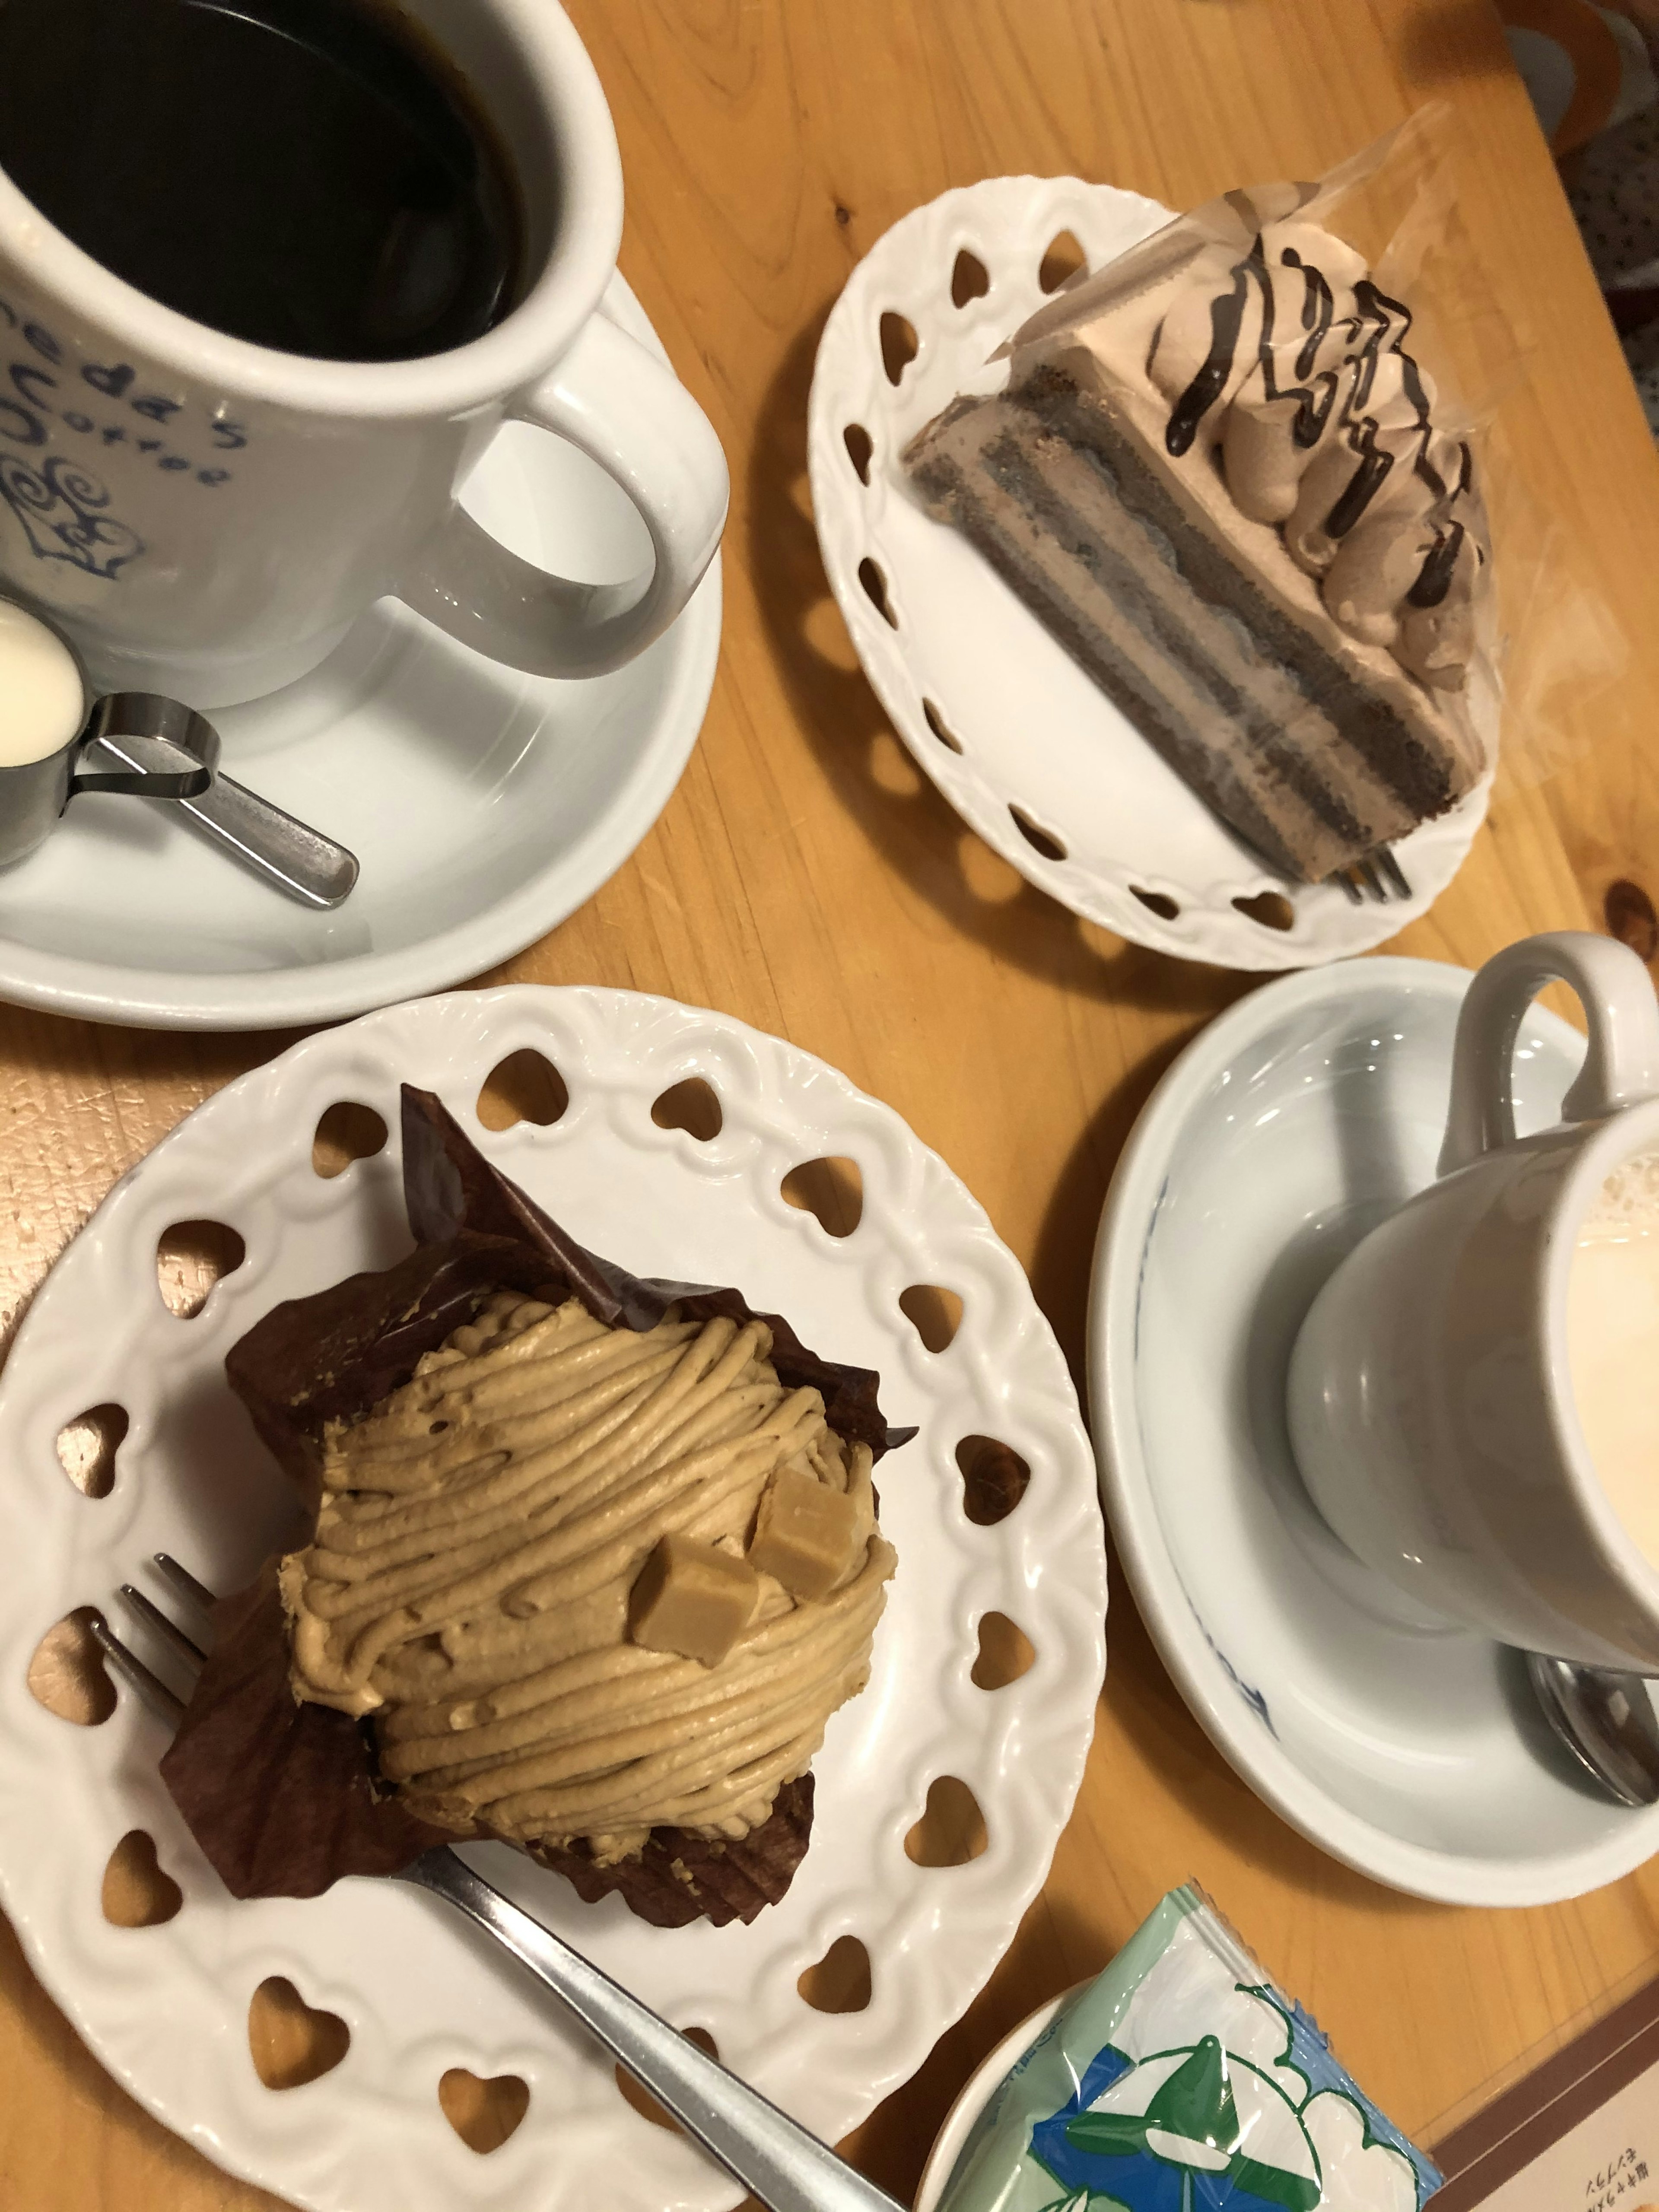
162,1087 -> 906,1927
904,185 -> 1491,884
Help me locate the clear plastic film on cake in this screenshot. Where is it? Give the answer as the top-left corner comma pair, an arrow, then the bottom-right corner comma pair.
997,105 -> 1626,799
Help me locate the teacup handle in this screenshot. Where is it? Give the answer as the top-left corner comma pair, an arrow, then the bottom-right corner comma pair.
396,308 -> 728,680
1438,930 -> 1659,1175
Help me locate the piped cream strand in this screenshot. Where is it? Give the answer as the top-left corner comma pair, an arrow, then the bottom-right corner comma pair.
281,1291 -> 894,1851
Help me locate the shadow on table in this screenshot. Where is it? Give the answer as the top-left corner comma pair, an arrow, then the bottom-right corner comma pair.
1025,1027 -> 1211,1386
746,310 -> 1267,1019
1395,0 -> 1513,84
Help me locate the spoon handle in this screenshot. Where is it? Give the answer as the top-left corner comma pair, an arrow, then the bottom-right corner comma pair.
175,772 -> 359,909
401,1847 -> 907,2212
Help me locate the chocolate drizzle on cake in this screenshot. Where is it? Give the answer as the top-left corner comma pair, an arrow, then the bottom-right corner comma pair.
903,207 -> 1491,885
1136,220 -> 1490,690
1165,276 -> 1249,458
1162,237 -> 1482,634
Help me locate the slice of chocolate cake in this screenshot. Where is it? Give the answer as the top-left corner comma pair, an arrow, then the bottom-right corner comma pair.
903,206 -> 1490,886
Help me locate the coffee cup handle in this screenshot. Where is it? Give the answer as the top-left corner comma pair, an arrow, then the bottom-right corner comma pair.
1438,929 -> 1659,1176
395,312 -> 728,680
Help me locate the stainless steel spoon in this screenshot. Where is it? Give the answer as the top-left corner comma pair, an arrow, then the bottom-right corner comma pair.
1526,1651 -> 1659,1807
87,699 -> 358,910
0,594 -> 357,909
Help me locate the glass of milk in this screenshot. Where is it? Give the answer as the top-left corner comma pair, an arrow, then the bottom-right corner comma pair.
0,595 -> 215,868
1287,929 -> 1659,1674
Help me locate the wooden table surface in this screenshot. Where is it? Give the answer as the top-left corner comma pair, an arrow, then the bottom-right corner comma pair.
8,0 -> 1659,2204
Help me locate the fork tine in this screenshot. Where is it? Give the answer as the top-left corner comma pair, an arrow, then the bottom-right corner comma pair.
1376,846 -> 1412,900
1333,868 -> 1364,905
119,1584 -> 207,1670
88,1611 -> 186,1727
1355,856 -> 1386,903
154,1552 -> 216,1618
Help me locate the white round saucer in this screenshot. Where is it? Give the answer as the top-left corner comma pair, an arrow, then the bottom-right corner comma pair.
1090,956 -> 1659,1907
913,1989 -> 1069,2212
0,276 -> 721,1031
807,178 -> 1492,972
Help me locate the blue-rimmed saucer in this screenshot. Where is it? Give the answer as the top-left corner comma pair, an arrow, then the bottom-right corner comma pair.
1090,956 -> 1659,1907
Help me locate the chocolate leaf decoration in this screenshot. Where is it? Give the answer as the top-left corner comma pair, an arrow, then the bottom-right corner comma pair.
164,1084 -> 911,1914
229,1087 -> 913,1495
400,1084 -> 914,1458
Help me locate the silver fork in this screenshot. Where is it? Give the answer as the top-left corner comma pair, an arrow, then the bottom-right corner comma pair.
1331,848 -> 1412,906
91,1557 -> 907,2212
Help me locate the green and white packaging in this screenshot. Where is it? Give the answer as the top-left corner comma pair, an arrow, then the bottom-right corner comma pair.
936,1885 -> 1439,2212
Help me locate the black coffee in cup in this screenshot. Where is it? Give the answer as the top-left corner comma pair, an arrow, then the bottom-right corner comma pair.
0,0 -> 524,362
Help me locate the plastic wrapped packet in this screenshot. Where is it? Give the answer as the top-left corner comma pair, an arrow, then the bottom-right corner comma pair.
936,1885 -> 1439,2212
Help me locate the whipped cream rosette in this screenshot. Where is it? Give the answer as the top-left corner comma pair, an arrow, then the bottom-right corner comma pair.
1015,183 -> 1489,696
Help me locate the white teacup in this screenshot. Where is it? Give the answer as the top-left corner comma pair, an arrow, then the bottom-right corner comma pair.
0,0 -> 728,707
1287,930 -> 1659,1672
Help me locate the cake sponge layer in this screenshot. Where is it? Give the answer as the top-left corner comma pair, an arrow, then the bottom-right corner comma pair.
906,365 -> 1484,884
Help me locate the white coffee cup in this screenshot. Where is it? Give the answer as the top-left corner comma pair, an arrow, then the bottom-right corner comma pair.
1287,930 -> 1659,1672
0,0 -> 728,707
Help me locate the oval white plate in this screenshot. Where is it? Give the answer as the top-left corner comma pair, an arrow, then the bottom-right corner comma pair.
807,178 -> 1493,972
0,276 -> 721,1032
0,986 -> 1105,2212
1089,956 -> 1659,1906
